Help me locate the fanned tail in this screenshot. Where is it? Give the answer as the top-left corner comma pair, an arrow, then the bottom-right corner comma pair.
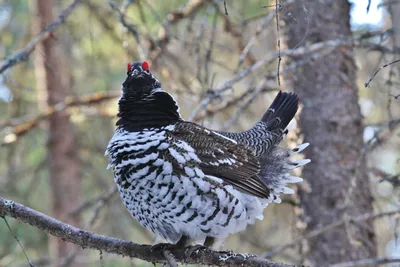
258,91 -> 310,203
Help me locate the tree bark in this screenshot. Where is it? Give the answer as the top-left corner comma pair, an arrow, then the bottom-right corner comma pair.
389,0 -> 400,50
388,0 -> 400,96
33,1 -> 83,266
281,0 -> 377,265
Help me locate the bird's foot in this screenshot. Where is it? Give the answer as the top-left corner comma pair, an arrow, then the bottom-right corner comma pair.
150,243 -> 176,252
185,244 -> 207,257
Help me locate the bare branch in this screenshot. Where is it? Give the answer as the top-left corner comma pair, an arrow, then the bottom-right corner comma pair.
275,0 -> 282,86
214,38 -> 357,93
222,77 -> 271,130
364,58 -> 400,87
1,91 -> 120,146
167,0 -> 211,24
223,0 -> 228,15
0,197 -> 294,267
192,85 -> 279,122
237,12 -> 275,68
264,209 -> 400,258
204,5 -> 218,86
107,0 -> 140,42
0,0 -> 85,74
2,217 -> 35,267
69,187 -> 117,217
364,119 -> 400,152
330,257 -> 400,267
219,9 -> 256,66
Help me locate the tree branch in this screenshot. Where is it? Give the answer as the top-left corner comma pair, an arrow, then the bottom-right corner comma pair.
264,209 -> 400,258
364,58 -> 400,87
330,257 -> 400,267
0,197 -> 293,267
1,91 -> 120,146
0,0 -> 85,74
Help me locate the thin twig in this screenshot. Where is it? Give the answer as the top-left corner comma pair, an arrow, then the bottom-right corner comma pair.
61,187 -> 118,267
275,0 -> 281,86
264,209 -> 400,257
192,44 -> 333,122
1,91 -> 120,146
167,0 -> 211,24
195,5 -> 212,84
215,38 -> 356,93
86,188 -> 118,227
150,0 -> 213,62
189,97 -> 212,121
2,217 -> 35,267
237,12 -> 275,68
107,0 -> 140,42
364,59 -> 400,87
363,119 -> 400,153
0,0 -> 85,74
204,5 -> 218,86
223,0 -> 228,15
99,250 -> 104,267
222,78 -> 270,130
330,257 -> 400,267
69,187 -> 117,217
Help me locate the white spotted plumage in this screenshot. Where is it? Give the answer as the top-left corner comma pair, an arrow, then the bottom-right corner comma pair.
106,126 -> 272,244
107,61 -> 310,247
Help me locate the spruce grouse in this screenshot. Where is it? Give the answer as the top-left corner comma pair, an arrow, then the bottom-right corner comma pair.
106,61 -> 310,248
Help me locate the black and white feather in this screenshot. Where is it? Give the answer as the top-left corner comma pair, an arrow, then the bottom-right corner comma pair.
106,61 -> 310,246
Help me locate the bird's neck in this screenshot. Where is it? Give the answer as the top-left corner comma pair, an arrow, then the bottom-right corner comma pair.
116,90 -> 182,131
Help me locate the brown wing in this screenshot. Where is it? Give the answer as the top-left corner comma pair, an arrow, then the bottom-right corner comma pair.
168,122 -> 270,198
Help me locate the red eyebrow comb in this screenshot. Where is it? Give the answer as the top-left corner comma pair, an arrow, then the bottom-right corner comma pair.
127,63 -> 132,72
142,61 -> 149,71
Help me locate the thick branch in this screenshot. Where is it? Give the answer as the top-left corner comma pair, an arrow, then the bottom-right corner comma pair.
0,197 -> 293,267
0,0 -> 85,74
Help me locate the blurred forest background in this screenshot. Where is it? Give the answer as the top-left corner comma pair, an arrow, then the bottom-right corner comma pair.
0,0 -> 399,266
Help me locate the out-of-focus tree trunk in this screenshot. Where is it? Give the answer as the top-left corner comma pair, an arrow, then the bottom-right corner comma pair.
389,0 -> 400,95
281,0 -> 376,265
33,0 -> 83,266
389,0 -> 400,49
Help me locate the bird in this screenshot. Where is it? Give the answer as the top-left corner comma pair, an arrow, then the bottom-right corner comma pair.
106,61 -> 310,249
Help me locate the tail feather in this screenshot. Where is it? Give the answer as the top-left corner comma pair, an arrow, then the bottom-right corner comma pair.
216,91 -> 309,204
259,140 -> 310,200
257,92 -> 309,203
261,91 -> 299,131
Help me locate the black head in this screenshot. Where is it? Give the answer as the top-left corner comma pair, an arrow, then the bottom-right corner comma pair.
117,61 -> 181,131
123,61 -> 161,96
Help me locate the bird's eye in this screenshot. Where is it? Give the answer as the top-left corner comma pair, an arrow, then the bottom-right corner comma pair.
127,63 -> 132,73
142,61 -> 149,71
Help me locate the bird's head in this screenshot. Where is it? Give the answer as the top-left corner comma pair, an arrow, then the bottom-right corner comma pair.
117,60 -> 181,130
122,61 -> 162,98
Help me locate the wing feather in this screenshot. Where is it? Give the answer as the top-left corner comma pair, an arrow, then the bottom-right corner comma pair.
168,122 -> 270,198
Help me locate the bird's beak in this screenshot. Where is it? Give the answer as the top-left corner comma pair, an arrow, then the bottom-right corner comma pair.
130,69 -> 139,77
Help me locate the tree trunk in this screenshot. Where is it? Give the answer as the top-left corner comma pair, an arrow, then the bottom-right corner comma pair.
33,1 -> 83,266
281,1 -> 376,265
389,0 -> 400,49
389,0 -> 400,98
